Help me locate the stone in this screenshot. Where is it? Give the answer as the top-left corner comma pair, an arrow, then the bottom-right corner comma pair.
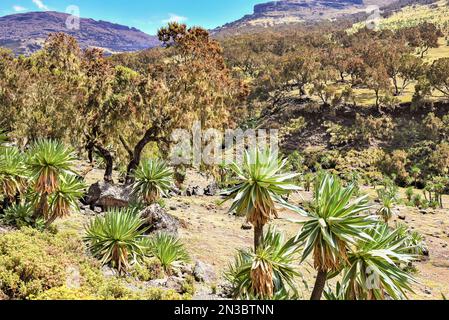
140,204 -> 180,236
101,266 -> 116,278
0,226 -> 11,234
185,185 -> 203,197
82,208 -> 96,216
147,278 -> 168,288
204,183 -> 219,196
94,206 -> 102,213
85,181 -> 133,209
168,186 -> 182,197
193,261 -> 217,283
166,276 -> 185,293
241,222 -> 252,230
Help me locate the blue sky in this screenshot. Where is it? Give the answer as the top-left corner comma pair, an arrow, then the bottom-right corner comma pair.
0,0 -> 266,34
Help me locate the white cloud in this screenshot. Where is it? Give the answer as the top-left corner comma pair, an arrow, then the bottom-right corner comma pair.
32,0 -> 49,10
13,5 -> 27,12
162,13 -> 188,24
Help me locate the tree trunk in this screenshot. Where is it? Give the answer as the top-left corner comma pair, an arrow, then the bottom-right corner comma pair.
45,214 -> 58,228
254,224 -> 264,252
94,144 -> 114,183
86,140 -> 95,164
34,193 -> 48,219
310,270 -> 328,300
125,127 -> 158,184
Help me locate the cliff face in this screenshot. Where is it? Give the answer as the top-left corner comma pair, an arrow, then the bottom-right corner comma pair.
253,0 -> 365,15
215,0 -> 397,34
0,11 -> 159,55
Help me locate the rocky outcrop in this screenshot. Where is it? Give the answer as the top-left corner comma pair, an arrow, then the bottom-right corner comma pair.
193,261 -> 217,283
84,182 -> 133,209
140,204 -> 180,236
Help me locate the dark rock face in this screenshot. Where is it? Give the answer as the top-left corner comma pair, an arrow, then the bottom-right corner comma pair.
85,182 -> 132,209
140,204 -> 180,236
0,11 -> 160,55
204,183 -> 219,196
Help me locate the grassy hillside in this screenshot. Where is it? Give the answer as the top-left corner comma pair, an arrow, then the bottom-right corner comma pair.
352,0 -> 449,32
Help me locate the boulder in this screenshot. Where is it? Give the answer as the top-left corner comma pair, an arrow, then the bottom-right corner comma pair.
148,277 -> 185,294
204,183 -> 219,196
140,204 -> 180,236
185,185 -> 203,197
193,261 -> 217,283
0,226 -> 11,234
169,186 -> 182,197
85,182 -> 132,209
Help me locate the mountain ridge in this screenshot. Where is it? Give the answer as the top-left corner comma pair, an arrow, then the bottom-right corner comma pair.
0,11 -> 159,55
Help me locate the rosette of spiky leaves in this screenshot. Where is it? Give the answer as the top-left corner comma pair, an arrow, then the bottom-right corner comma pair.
295,173 -> 375,270
223,148 -> 300,250
292,173 -> 376,300
1,202 -> 34,228
338,223 -> 416,300
143,232 -> 190,274
0,129 -> 8,146
324,282 -> 347,300
395,222 -> 428,257
27,140 -> 76,194
84,208 -> 149,274
225,228 -> 301,300
132,159 -> 173,205
377,188 -> 397,223
0,147 -> 29,200
47,174 -> 86,225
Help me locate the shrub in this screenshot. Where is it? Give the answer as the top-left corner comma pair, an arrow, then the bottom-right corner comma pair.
405,187 -> 414,202
0,228 -> 89,299
145,233 -> 190,274
225,228 -> 300,300
339,223 -> 416,300
382,150 -> 409,185
1,202 -> 37,228
412,194 -> 424,208
131,257 -> 164,281
181,275 -> 196,295
47,174 -> 85,225
377,188 -> 398,223
395,222 -> 428,257
84,208 -> 149,274
31,286 -> 96,300
0,146 -> 28,201
132,159 -> 173,205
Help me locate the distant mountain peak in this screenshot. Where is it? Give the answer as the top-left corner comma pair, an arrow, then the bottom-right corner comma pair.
0,11 -> 159,55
